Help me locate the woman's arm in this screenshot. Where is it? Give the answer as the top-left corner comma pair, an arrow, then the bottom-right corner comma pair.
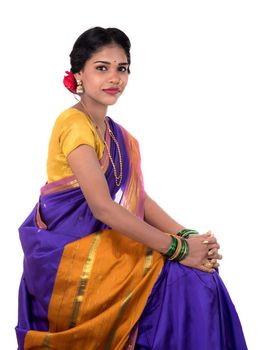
68,145 -> 171,253
68,145 -> 218,271
144,192 -> 185,234
144,191 -> 222,270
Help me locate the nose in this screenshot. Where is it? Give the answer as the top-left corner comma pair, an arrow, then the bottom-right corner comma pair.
108,71 -> 121,85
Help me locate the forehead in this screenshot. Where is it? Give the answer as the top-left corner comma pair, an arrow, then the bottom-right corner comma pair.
89,45 -> 128,63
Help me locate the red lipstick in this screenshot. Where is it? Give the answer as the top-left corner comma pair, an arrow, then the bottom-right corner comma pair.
103,88 -> 121,95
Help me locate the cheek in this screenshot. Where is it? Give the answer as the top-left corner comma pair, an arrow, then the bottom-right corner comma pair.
122,75 -> 129,86
83,76 -> 100,91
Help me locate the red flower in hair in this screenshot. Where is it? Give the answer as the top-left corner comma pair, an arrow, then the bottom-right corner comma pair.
63,71 -> 77,93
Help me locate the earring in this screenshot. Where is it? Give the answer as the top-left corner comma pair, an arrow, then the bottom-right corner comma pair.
76,79 -> 84,94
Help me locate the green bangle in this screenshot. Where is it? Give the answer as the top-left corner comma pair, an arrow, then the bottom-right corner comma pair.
164,235 -> 177,259
177,229 -> 199,239
176,238 -> 189,261
175,238 -> 189,261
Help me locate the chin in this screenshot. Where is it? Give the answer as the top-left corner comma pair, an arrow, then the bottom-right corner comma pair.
107,100 -> 119,106
104,96 -> 121,106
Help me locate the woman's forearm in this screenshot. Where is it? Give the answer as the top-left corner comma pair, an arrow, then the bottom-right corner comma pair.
144,192 -> 185,234
95,200 -> 171,254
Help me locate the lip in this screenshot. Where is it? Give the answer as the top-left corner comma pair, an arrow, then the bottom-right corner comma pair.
102,88 -> 121,95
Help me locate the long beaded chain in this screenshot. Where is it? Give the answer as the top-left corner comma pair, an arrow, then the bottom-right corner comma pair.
80,100 -> 123,186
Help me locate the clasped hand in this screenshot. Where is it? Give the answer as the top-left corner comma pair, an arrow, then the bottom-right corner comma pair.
180,231 -> 222,273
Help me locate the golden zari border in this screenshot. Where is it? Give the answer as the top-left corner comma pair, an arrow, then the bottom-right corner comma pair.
69,232 -> 101,328
143,247 -> 154,276
105,247 -> 154,350
42,333 -> 51,349
41,178 -> 79,196
104,291 -> 134,350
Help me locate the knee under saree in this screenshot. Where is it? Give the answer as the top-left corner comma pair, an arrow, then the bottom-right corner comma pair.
16,118 -> 247,350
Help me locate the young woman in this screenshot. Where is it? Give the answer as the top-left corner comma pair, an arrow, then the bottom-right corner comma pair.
16,27 -> 247,350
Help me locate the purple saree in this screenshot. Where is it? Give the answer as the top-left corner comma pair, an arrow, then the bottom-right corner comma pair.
16,117 -> 247,350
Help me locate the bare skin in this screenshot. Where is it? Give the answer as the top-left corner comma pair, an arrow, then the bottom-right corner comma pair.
68,44 -> 222,272
143,193 -> 222,271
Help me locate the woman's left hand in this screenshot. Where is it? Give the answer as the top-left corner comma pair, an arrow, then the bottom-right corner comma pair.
202,247 -> 223,270
180,232 -> 222,272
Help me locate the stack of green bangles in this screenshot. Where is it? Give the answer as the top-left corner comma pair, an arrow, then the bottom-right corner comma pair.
164,228 -> 199,261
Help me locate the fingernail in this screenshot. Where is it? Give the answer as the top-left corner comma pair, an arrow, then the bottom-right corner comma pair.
208,250 -> 213,256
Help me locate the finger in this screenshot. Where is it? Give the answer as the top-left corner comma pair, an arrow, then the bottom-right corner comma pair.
207,256 -> 222,262
206,242 -> 220,250
208,248 -> 218,256
207,250 -> 223,259
202,236 -> 217,244
212,262 -> 220,269
206,258 -> 220,269
209,254 -> 223,260
201,231 -> 212,238
207,236 -> 217,244
202,260 -> 217,271
209,258 -> 218,265
202,231 -> 219,239
198,264 -> 215,273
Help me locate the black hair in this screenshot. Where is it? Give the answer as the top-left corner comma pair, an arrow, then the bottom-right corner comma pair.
70,26 -> 131,74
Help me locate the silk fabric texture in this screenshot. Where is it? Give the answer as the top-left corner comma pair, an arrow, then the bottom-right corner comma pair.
16,116 -> 247,350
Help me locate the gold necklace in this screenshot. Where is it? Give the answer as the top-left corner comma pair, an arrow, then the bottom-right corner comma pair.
79,100 -> 123,186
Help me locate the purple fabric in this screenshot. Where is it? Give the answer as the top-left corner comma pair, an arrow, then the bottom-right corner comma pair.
135,261 -> 247,350
16,118 -> 131,349
16,116 -> 247,349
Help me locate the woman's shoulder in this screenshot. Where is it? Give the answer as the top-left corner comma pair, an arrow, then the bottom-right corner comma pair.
56,107 -> 93,126
53,107 -> 95,134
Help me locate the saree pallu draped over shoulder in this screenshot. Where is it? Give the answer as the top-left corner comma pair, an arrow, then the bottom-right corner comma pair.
16,117 -> 164,350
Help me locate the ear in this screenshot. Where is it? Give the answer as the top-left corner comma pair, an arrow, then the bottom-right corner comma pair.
74,72 -> 82,80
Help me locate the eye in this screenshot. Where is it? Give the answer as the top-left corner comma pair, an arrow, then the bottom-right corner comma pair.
118,66 -> 128,72
96,65 -> 108,71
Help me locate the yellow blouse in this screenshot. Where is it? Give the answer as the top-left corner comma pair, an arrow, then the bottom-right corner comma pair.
47,108 -> 105,183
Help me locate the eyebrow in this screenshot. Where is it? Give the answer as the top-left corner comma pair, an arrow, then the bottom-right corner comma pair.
93,60 -> 129,65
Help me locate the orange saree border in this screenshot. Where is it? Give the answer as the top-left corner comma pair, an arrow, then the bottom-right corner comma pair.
24,231 -> 163,350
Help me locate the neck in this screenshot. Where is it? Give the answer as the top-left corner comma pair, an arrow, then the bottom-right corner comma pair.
79,96 -> 108,127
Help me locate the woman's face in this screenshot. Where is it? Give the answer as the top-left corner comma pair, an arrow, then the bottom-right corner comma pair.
75,45 -> 129,106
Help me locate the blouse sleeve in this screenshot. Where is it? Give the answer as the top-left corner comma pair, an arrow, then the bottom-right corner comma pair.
59,111 -> 96,157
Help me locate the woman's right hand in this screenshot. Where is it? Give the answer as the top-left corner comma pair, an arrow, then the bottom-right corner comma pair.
179,231 -> 222,273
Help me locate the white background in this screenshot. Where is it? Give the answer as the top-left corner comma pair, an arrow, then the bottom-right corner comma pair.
0,0 -> 257,349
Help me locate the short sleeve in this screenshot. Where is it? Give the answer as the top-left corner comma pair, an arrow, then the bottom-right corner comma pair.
59,111 -> 96,157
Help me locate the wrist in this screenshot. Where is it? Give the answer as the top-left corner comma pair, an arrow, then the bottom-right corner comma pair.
163,234 -> 189,261
160,234 -> 173,254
